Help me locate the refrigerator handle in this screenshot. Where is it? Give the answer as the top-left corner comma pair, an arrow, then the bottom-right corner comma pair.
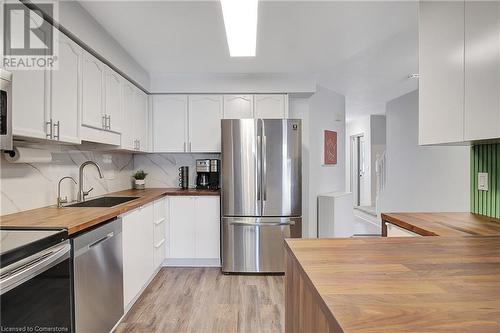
262,126 -> 267,202
257,135 -> 262,202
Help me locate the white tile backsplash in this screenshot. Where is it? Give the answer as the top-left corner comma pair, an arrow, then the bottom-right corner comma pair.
0,144 -> 133,216
133,153 -> 220,188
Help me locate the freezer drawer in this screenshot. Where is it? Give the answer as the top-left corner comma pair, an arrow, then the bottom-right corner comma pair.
221,217 -> 301,273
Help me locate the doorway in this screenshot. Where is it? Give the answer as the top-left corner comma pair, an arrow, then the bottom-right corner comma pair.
350,134 -> 365,206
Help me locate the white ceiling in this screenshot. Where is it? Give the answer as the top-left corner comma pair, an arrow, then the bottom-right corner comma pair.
79,0 -> 418,120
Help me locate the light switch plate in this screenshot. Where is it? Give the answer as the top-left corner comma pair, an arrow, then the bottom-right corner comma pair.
478,172 -> 488,191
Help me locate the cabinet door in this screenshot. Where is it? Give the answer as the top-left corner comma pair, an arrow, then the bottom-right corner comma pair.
12,70 -> 48,139
152,95 -> 188,152
82,52 -> 104,129
122,204 -> 154,308
104,68 -> 122,133
121,83 -> 136,150
464,2 -> 500,140
254,94 -> 286,119
153,198 -> 167,268
194,197 -> 220,260
188,95 -> 223,152
169,197 -> 196,258
223,95 -> 254,119
50,34 -> 81,144
10,9 -> 47,139
419,1 -> 464,145
135,90 -> 149,152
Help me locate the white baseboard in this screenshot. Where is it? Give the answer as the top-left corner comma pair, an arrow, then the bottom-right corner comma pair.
163,258 -> 221,267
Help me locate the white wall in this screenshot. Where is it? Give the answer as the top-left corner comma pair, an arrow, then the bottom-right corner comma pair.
379,90 -> 470,213
290,86 -> 346,238
150,73 -> 316,94
58,1 -> 150,89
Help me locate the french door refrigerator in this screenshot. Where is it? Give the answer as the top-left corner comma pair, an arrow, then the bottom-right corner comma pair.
221,119 -> 302,273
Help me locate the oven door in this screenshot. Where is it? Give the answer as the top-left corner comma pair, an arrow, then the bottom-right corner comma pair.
0,70 -> 13,151
0,241 -> 73,332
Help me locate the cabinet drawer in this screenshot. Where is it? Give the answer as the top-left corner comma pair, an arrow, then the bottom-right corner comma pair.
385,223 -> 421,237
154,237 -> 166,268
154,217 -> 166,244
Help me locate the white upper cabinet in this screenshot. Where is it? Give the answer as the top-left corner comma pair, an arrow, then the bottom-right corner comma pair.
104,68 -> 122,133
82,52 -> 105,129
254,94 -> 287,119
121,83 -> 136,150
464,1 -> 500,141
50,34 -> 81,144
135,89 -> 149,152
152,95 -> 188,152
223,94 -> 254,119
188,95 -> 223,152
419,1 -> 465,145
12,69 -> 47,139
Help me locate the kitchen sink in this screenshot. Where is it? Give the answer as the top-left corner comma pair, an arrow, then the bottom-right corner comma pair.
65,196 -> 139,208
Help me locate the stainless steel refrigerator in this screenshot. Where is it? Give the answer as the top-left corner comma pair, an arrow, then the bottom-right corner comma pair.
221,119 -> 302,273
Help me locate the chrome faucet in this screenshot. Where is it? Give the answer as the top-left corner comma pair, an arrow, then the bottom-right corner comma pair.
78,161 -> 104,202
57,176 -> 77,208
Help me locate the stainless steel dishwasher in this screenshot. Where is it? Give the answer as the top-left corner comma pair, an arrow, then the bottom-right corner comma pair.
72,218 -> 123,333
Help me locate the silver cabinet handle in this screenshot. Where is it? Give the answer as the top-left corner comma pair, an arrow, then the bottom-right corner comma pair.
229,220 -> 295,226
154,239 -> 165,249
102,115 -> 106,129
107,115 -> 111,130
53,120 -> 60,140
155,217 -> 166,226
46,118 -> 53,139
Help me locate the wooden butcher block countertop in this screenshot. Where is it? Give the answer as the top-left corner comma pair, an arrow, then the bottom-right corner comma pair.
381,212 -> 500,236
0,188 -> 219,235
285,236 -> 500,333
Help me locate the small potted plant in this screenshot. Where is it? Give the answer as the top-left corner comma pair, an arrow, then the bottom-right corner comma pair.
132,170 -> 148,189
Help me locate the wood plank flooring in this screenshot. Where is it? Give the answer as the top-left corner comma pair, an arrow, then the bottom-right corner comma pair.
116,268 -> 284,333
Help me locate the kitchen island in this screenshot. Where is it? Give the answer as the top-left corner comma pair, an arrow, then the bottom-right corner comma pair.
284,237 -> 500,333
381,212 -> 500,236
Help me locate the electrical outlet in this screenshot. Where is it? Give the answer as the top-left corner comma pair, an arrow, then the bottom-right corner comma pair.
478,172 -> 488,191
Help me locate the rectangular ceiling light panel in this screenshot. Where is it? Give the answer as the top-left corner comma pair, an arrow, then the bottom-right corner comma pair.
220,0 -> 258,57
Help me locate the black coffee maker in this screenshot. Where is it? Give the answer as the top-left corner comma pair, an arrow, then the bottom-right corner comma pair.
196,159 -> 220,190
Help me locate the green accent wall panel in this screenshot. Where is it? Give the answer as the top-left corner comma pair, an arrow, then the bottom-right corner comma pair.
471,144 -> 500,218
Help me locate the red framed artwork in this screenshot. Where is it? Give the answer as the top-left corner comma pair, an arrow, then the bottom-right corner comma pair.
324,130 -> 337,165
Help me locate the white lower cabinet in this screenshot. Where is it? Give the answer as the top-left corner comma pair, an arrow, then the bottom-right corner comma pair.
167,196 -> 220,265
153,198 -> 167,268
122,203 -> 154,309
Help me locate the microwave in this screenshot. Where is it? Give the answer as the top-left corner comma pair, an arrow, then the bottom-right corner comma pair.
0,69 -> 12,151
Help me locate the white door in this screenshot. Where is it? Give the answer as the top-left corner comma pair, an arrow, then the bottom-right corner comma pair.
419,1 -> 465,144
104,68 -> 122,133
464,2 -> 500,140
169,197 -> 196,258
122,204 -> 154,308
82,52 -> 104,129
194,197 -> 220,259
254,94 -> 286,119
121,83 -> 136,150
50,34 -> 81,143
152,95 -> 188,152
188,95 -> 223,152
12,70 -> 48,139
223,95 -> 254,119
10,9 -> 47,139
135,90 -> 149,151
